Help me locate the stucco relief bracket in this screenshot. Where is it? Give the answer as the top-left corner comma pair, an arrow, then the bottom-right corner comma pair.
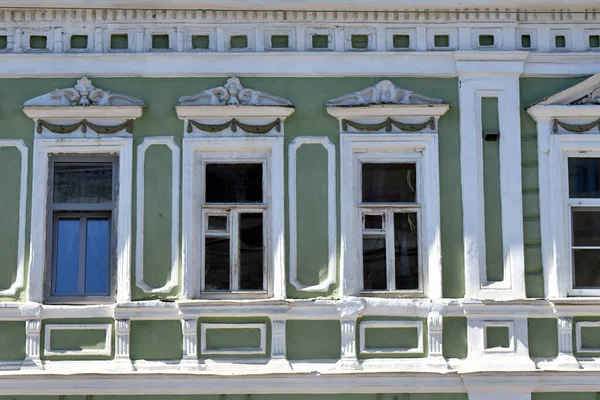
288,136 -> 337,292
553,118 -> 600,133
135,137 -> 181,294
0,140 -> 27,296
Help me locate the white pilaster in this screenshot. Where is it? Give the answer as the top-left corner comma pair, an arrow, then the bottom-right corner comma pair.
550,316 -> 580,369
114,319 -> 133,370
24,319 -> 42,368
457,53 -> 527,300
181,318 -> 201,370
267,318 -> 292,371
337,317 -> 361,370
427,311 -> 447,369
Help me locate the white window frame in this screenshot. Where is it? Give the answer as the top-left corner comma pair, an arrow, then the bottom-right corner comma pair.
182,137 -> 284,300
29,138 -> 133,303
340,134 -> 441,298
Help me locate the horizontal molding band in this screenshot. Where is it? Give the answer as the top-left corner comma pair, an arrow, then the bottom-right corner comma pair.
6,298 -> 600,321
0,52 -> 597,77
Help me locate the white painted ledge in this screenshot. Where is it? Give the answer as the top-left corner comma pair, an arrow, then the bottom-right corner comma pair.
22,106 -> 144,120
326,104 -> 450,119
176,105 -> 295,120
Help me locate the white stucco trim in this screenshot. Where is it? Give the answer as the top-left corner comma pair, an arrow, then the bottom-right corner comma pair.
459,76 -> 526,300
29,138 -> 133,303
0,140 -> 28,296
575,321 -> 600,354
339,134 -> 442,299
358,320 -> 424,355
0,52 -> 598,78
288,136 -> 336,292
135,137 -> 180,294
200,323 -> 267,356
22,106 -> 144,120
181,136 -> 285,299
43,323 -> 112,356
176,106 -> 295,120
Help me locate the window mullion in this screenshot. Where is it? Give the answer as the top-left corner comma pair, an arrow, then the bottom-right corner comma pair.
78,215 -> 87,294
385,209 -> 395,291
231,209 -> 240,291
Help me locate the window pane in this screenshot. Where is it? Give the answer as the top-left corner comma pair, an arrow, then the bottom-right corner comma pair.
569,158 -> 600,198
85,218 -> 110,294
573,249 -> 600,288
205,237 -> 230,290
394,213 -> 419,290
363,236 -> 387,290
54,218 -> 80,294
573,210 -> 600,247
362,163 -> 416,203
364,214 -> 383,230
53,162 -> 113,203
205,163 -> 263,203
239,213 -> 264,290
207,215 -> 228,231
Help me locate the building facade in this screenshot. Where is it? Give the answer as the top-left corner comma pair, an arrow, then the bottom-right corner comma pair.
0,1 -> 599,399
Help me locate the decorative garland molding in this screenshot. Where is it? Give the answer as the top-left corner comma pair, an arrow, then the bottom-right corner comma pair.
552,118 -> 600,133
36,119 -> 134,134
341,116 -> 436,132
187,118 -> 281,134
288,136 -> 337,292
135,137 -> 180,295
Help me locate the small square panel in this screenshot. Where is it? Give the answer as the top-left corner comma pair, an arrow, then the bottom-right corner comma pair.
192,35 -> 210,50
486,326 -> 509,349
230,35 -> 248,49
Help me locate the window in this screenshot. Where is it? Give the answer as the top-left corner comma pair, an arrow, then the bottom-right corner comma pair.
46,156 -> 117,303
568,157 -> 600,289
361,163 -> 420,292
202,162 -> 265,292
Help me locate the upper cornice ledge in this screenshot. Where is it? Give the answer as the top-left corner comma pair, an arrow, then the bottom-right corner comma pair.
0,0 -> 598,10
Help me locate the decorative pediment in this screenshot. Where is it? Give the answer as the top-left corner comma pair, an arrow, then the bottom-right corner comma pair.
325,80 -> 449,133
23,77 -> 145,135
527,73 -> 600,133
176,77 -> 295,135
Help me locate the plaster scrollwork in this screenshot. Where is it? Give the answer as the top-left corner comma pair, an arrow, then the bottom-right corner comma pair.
571,88 -> 600,105
24,77 -> 145,107
325,80 -> 443,107
178,77 -> 293,107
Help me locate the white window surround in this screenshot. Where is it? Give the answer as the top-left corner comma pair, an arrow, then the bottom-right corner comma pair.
359,320 -> 424,355
181,137 -> 284,299
527,73 -> 600,298
327,80 -> 448,299
23,77 -> 143,304
177,77 -> 292,300
200,323 -> 267,356
482,320 -> 514,353
575,321 -> 600,354
29,138 -> 133,304
43,323 -> 112,356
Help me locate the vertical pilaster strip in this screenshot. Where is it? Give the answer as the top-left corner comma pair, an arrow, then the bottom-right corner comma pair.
115,319 -> 130,360
552,316 -> 579,369
457,60 -> 527,299
182,318 -> 198,360
338,318 -> 361,370
25,319 -> 41,367
427,311 -> 446,367
271,319 -> 286,359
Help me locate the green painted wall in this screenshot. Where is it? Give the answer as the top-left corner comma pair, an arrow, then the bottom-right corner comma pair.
0,77 -> 463,301
528,318 -> 558,357
519,77 -> 588,297
0,147 -> 22,295
198,317 -> 271,358
0,321 -> 25,360
130,320 -> 183,360
286,320 -> 340,359
532,394 -> 597,400
481,97 -> 504,283
442,317 -> 467,359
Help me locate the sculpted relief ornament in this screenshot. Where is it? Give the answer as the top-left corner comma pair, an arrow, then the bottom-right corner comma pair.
325,80 -> 448,133
23,77 -> 145,134
177,77 -> 295,134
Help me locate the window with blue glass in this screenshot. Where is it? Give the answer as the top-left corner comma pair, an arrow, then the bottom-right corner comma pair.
46,157 -> 117,303
568,157 -> 600,290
